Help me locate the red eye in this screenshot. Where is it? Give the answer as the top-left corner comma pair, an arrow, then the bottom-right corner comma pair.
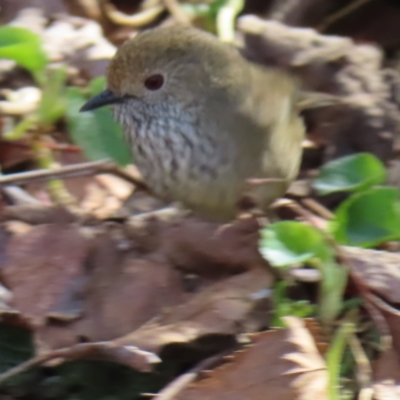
144,74 -> 164,91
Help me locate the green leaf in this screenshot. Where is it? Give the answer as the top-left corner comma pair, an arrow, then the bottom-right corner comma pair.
313,153 -> 386,195
271,282 -> 315,327
333,186 -> 400,246
91,107 -> 132,166
0,26 -> 47,81
260,221 -> 348,325
209,0 -> 230,14
259,221 -> 329,266
65,85 -> 131,166
65,87 -> 109,161
38,68 -> 67,126
89,76 -> 107,96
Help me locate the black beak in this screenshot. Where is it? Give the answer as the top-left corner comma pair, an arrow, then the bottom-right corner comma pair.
80,89 -> 124,112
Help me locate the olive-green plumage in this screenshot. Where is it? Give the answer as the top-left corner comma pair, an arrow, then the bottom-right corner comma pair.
83,26 -> 305,221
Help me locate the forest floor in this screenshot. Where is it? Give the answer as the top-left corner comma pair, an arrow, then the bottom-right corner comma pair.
1,0 -> 400,399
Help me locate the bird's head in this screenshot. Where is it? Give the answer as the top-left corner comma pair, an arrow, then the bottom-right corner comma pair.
80,26 -> 241,118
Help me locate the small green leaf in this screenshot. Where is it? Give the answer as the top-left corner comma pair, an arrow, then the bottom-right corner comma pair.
65,86 -> 131,166
2,115 -> 37,140
271,282 -> 315,327
259,221 -> 329,266
333,187 -> 400,246
38,68 -> 67,126
0,26 -> 47,81
313,153 -> 386,195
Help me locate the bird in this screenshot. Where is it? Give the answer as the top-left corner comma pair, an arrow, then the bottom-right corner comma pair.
80,25 -> 305,221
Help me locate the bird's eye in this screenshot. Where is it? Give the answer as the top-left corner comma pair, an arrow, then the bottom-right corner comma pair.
144,74 -> 164,91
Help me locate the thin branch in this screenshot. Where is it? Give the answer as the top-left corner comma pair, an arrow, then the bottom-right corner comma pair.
301,198 -> 334,220
0,349 -> 68,385
0,342 -> 158,385
318,0 -> 374,32
0,160 -> 149,192
104,0 -> 165,27
348,333 -> 372,396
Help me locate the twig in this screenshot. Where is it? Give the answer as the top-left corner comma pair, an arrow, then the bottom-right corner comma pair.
0,342 -> 158,385
318,0 -> 374,32
156,351 -> 230,400
46,143 -> 81,152
1,186 -> 42,206
301,198 -> 334,220
0,349 -> 66,385
246,177 -> 286,186
348,333 -> 372,397
104,0 -> 165,27
0,160 -> 149,192
216,0 -> 244,43
126,207 -> 190,233
162,0 -> 191,25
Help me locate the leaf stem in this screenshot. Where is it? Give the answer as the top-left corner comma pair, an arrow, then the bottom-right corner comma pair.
31,137 -> 76,207
326,321 -> 355,400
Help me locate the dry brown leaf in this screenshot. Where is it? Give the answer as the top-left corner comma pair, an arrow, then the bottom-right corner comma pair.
0,139 -> 32,171
303,318 -> 328,356
373,347 -> 400,399
161,216 -> 265,277
36,233 -> 186,350
116,268 -> 273,354
81,241 -> 186,341
352,293 -> 400,396
1,214 -> 274,365
172,317 -> 327,400
1,223 -> 88,326
343,246 -> 400,303
370,296 -> 400,359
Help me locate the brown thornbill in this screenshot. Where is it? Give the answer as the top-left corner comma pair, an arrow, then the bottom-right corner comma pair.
80,26 -> 304,221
